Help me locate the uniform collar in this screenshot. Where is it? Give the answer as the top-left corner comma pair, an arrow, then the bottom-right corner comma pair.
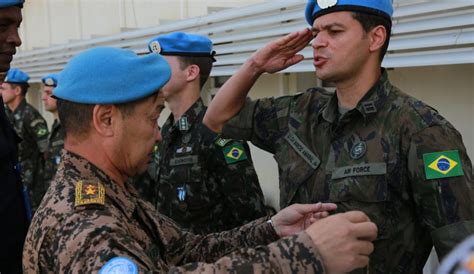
166,98 -> 206,133
12,98 -> 27,115
320,69 -> 391,123
62,150 -> 137,219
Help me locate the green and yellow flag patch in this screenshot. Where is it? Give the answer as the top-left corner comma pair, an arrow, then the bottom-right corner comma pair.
223,144 -> 247,164
423,150 -> 464,180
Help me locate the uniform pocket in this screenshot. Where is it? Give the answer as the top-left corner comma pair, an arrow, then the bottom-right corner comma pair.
329,163 -> 390,239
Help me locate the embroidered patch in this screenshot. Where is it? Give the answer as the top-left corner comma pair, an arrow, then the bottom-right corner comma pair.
99,257 -> 138,274
215,137 -> 232,147
350,141 -> 366,160
223,144 -> 247,164
75,180 -> 105,207
37,128 -> 48,137
423,150 -> 464,180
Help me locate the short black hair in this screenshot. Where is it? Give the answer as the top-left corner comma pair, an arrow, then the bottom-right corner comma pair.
351,11 -> 392,62
57,100 -> 94,140
176,56 -> 213,89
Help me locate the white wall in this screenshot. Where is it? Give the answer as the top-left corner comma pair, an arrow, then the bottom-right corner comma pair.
18,0 -> 264,52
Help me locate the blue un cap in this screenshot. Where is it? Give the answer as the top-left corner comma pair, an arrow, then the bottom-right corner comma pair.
5,68 -> 29,84
305,0 -> 393,25
0,0 -> 24,8
148,32 -> 216,62
41,73 -> 59,87
53,47 -> 171,104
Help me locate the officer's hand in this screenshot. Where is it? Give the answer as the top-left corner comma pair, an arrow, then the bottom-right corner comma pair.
249,28 -> 312,74
271,202 -> 337,237
306,211 -> 377,273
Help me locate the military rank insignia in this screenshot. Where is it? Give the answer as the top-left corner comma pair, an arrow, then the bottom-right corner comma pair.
215,137 -> 232,147
223,143 -> 248,164
75,180 -> 105,207
423,150 -> 464,180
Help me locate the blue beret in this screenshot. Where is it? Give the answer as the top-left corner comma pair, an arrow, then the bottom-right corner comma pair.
305,0 -> 393,25
148,32 -> 216,62
5,68 -> 29,84
53,47 -> 171,104
0,0 -> 24,8
41,73 -> 59,87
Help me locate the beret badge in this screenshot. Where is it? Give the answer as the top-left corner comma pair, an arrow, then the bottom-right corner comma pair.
149,41 -> 161,54
317,0 -> 338,9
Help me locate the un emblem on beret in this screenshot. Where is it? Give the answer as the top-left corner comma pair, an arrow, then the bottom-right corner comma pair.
45,78 -> 54,86
350,141 -> 366,160
149,41 -> 161,53
317,0 -> 337,9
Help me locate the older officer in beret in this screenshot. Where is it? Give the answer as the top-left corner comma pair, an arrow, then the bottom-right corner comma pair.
139,32 -> 267,234
41,73 -> 64,185
23,46 -> 377,273
0,1 -> 28,273
204,0 -> 474,273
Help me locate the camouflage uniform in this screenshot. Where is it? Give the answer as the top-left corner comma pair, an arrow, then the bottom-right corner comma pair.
129,142 -> 160,203
0,97 -> 29,274
151,98 -> 266,234
43,119 -> 64,184
222,70 -> 474,273
5,98 -> 49,210
23,150 -> 325,273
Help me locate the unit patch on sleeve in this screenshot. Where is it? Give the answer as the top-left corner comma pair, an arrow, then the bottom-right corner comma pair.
423,150 -> 464,180
223,143 -> 248,164
75,180 -> 105,207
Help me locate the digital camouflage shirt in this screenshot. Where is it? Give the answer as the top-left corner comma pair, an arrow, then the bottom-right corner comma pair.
152,98 -> 266,234
23,150 -> 325,273
43,119 -> 64,184
222,69 -> 474,273
5,98 -> 49,210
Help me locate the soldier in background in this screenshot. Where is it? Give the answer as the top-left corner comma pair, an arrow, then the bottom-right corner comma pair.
0,1 -> 29,273
141,32 -> 266,233
23,46 -> 378,273
41,73 -> 64,185
1,68 -> 49,211
204,0 -> 473,272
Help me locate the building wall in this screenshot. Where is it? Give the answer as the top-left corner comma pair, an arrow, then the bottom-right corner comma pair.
18,0 -> 264,52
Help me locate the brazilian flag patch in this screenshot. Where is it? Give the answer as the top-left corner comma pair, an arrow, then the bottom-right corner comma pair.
223,144 -> 248,164
423,150 -> 464,180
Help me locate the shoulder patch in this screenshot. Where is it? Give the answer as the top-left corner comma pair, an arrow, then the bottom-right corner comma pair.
99,257 -> 138,274
223,143 -> 248,164
215,137 -> 232,147
75,180 -> 105,207
423,150 -> 464,180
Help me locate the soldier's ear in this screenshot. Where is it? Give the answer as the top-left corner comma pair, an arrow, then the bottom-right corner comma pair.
368,25 -> 386,53
92,104 -> 115,137
13,85 -> 22,96
186,64 -> 200,83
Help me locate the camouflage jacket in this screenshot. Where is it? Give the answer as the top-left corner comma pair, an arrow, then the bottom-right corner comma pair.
153,98 -> 266,234
43,119 -> 64,183
23,150 -> 325,273
0,97 -> 28,273
222,69 -> 474,273
5,98 -> 49,210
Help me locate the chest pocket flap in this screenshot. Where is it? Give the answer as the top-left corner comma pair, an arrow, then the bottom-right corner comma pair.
275,131 -> 320,207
